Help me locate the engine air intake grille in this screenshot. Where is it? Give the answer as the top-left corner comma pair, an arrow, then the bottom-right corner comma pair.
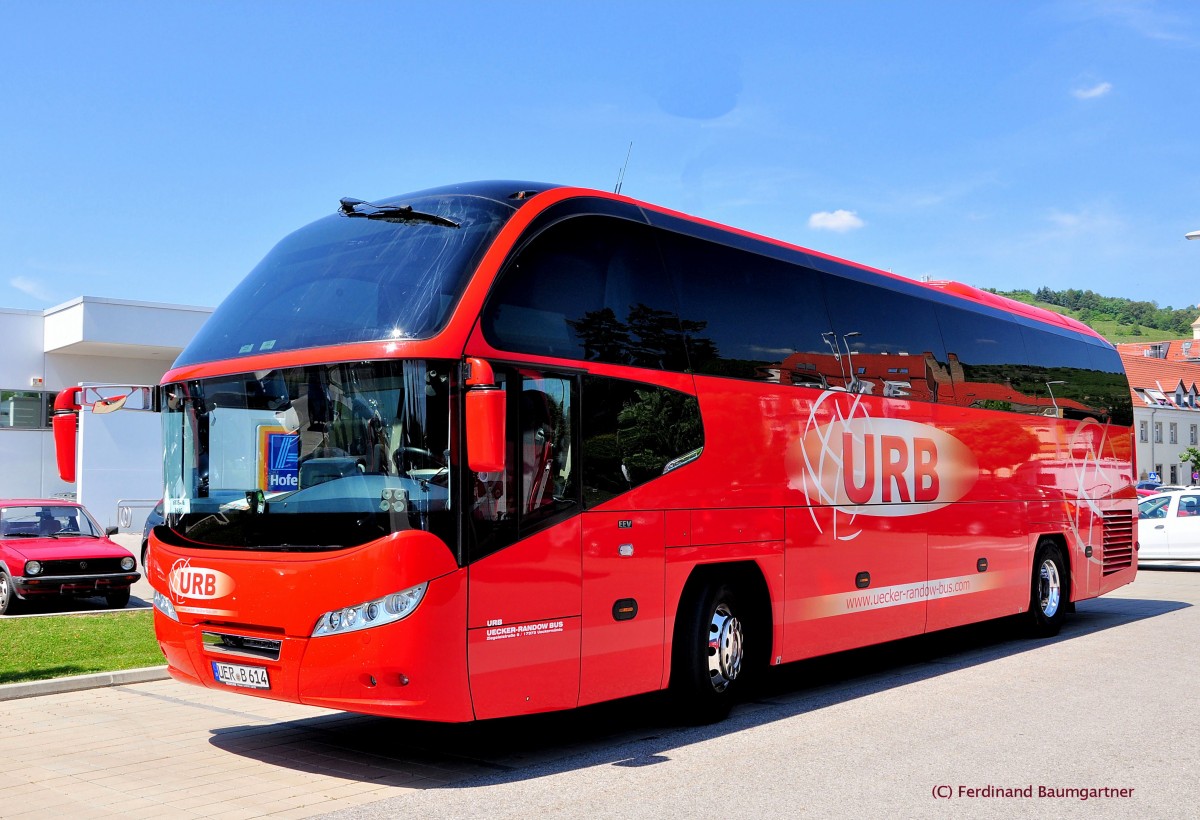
1102,510 -> 1134,575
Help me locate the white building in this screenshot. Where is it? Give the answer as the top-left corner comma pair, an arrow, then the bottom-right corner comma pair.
0,297 -> 212,527
1118,336 -> 1200,486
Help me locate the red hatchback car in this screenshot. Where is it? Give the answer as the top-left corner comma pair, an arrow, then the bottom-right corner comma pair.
0,499 -> 140,614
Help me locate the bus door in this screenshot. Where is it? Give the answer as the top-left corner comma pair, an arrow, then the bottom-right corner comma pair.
466,369 -> 583,719
579,510 -> 666,706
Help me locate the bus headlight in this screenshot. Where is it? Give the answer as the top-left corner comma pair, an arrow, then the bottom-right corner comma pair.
311,582 -> 429,638
25,561 -> 42,576
153,589 -> 180,622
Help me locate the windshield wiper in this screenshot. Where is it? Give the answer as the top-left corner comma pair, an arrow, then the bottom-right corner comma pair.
338,198 -> 460,229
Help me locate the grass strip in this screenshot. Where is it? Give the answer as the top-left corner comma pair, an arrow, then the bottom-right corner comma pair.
0,610 -> 164,685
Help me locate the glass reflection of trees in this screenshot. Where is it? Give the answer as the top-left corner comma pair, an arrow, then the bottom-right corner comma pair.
581,376 -> 703,508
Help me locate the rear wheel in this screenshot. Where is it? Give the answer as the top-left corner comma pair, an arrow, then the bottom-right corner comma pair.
106,588 -> 131,610
671,580 -> 750,723
1027,542 -> 1068,637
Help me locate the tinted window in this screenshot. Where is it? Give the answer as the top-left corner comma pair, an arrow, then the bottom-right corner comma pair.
0,390 -> 52,429
581,375 -> 703,507
1011,327 -> 1113,421
1086,344 -> 1133,426
658,232 -> 836,385
820,275 -> 953,403
936,306 -> 1033,412
482,216 -> 689,369
177,191 -> 517,367
468,368 -> 579,561
1176,494 -> 1200,517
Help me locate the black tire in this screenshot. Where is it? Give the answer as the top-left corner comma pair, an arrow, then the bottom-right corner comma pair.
1027,542 -> 1068,637
670,580 -> 750,724
106,588 -> 131,610
141,541 -> 149,576
0,572 -> 17,615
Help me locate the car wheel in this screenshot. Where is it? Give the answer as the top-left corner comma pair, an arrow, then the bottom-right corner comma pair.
141,541 -> 149,576
670,579 -> 750,724
1027,542 -> 1068,637
0,572 -> 20,616
106,588 -> 131,610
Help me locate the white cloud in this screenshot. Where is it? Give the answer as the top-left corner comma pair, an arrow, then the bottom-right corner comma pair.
1072,81 -> 1113,100
808,209 -> 865,233
9,276 -> 54,301
1065,0 -> 1193,43
1042,205 -> 1124,238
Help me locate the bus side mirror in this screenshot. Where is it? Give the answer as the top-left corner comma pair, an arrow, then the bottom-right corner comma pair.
52,386 -> 84,483
465,358 -> 506,473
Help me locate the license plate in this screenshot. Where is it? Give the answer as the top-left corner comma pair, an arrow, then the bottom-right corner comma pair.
211,661 -> 270,690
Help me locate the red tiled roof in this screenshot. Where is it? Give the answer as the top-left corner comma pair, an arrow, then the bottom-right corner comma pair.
1117,339 -> 1200,363
1117,344 -> 1200,405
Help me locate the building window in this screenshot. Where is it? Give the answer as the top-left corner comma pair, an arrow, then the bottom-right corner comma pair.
1146,388 -> 1171,406
0,390 -> 53,430
1154,422 -> 1163,444
1170,423 -> 1178,445
1191,425 -> 1197,446
1171,465 -> 1179,484
1140,421 -> 1149,443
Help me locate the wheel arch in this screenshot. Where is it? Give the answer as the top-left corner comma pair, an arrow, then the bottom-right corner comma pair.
665,559 -> 774,689
1033,532 -> 1073,606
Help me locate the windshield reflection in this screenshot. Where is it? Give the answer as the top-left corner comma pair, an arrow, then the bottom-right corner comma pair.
161,360 -> 454,550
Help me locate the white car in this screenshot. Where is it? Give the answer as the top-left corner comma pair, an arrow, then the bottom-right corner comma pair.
1138,490 -> 1200,562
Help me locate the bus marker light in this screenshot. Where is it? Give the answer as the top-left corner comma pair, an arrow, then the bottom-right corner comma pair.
612,599 -> 638,621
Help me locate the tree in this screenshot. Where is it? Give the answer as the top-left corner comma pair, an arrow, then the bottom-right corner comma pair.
1180,447 -> 1200,482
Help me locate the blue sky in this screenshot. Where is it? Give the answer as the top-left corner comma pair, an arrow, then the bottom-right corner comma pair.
2,1 -> 1199,314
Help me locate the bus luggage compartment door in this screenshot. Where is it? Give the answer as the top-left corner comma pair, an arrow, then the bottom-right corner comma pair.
579,510 -> 666,706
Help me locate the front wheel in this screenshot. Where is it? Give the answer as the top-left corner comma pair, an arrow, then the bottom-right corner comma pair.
671,580 -> 749,723
1027,542 -> 1068,637
0,572 -> 17,615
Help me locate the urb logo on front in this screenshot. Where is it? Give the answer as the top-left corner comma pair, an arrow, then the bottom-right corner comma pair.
169,558 -> 235,603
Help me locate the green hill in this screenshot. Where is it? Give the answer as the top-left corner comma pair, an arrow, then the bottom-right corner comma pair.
987,287 -> 1194,345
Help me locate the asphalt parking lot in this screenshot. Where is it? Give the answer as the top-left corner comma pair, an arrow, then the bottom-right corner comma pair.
1,567 -> 1198,819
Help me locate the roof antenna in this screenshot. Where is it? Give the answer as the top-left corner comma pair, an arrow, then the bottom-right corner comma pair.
614,142 -> 633,195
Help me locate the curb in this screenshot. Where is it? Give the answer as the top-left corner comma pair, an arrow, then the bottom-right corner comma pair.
0,666 -> 170,701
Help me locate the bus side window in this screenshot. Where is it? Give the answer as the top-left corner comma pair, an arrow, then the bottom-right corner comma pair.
580,375 -> 703,507
519,373 -> 576,522
468,369 -> 579,562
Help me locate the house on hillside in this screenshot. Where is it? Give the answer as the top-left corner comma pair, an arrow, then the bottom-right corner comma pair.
1117,329 -> 1200,484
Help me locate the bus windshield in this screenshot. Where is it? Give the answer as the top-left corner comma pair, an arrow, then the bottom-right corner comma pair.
174,188 -> 520,367
161,360 -> 455,551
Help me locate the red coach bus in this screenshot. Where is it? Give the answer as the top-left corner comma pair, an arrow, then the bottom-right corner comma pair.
56,181 -> 1137,723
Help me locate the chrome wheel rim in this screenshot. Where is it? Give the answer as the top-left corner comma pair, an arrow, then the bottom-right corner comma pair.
1039,559 -> 1061,618
707,602 -> 743,692
0,577 -> 9,612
